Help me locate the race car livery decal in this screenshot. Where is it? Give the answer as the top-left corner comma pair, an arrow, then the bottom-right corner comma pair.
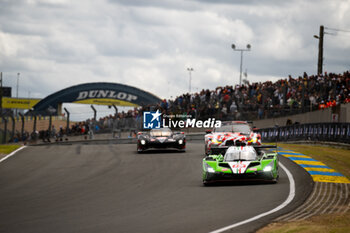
156,137 -> 167,143
228,161 -> 251,174
205,132 -> 261,154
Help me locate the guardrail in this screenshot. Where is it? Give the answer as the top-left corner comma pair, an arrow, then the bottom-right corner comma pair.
0,114 -> 143,144
258,122 -> 350,144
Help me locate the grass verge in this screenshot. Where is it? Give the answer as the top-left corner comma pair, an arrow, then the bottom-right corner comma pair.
258,143 -> 350,233
277,143 -> 350,179
257,212 -> 350,233
0,144 -> 21,156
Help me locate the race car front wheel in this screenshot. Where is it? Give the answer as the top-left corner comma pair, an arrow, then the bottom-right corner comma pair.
203,181 -> 212,186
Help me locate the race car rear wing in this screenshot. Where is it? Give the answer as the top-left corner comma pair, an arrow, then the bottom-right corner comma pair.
210,145 -> 277,155
254,145 -> 277,149
210,147 -> 228,155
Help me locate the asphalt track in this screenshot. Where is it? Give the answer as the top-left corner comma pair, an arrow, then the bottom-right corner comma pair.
0,143 -> 313,233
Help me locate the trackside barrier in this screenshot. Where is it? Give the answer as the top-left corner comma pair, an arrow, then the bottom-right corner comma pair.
111,117 -> 140,138
0,115 -> 69,144
258,122 -> 350,144
1,117 -> 7,144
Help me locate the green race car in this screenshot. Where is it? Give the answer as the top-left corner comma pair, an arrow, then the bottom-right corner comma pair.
202,144 -> 279,185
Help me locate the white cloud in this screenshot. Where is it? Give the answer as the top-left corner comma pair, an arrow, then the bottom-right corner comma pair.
1,0 -> 350,120
0,32 -> 20,57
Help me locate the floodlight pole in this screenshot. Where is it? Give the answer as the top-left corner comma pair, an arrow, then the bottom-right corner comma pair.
16,73 -> 19,99
231,44 -> 251,85
315,25 -> 324,76
240,50 -> 243,85
187,68 -> 194,93
16,73 -> 20,116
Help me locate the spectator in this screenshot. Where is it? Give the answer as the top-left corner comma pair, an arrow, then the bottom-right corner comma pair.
84,70 -> 350,127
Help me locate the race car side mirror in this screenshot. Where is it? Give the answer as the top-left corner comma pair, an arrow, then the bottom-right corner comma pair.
205,130 -> 212,134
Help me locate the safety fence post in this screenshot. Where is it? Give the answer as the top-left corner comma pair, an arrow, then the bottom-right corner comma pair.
48,114 -> 52,138
90,105 -> 97,139
1,117 -> 7,144
112,104 -> 118,117
9,115 -> 15,142
33,115 -> 37,134
64,108 -> 70,135
18,112 -> 25,140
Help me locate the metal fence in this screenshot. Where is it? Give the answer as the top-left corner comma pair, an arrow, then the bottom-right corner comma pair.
0,113 -> 144,143
0,114 -> 67,143
184,104 -> 320,122
258,122 -> 350,144
110,117 -> 142,138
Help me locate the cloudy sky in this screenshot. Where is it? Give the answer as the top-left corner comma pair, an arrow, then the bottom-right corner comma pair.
1,0 -> 350,119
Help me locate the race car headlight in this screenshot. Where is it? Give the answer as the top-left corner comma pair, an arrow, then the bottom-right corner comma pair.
178,139 -> 183,144
207,167 -> 215,173
263,160 -> 274,172
205,163 -> 215,173
140,140 -> 146,145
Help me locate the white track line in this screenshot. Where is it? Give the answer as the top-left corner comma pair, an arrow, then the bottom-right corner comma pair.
291,182 -> 324,221
341,184 -> 349,214
209,162 -> 295,233
0,146 -> 26,164
277,182 -> 319,221
298,182 -> 328,220
279,183 -> 318,221
320,183 -> 343,214
300,182 -> 332,220
328,183 -> 343,214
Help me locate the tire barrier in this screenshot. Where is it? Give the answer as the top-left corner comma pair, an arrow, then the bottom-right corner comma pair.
258,123 -> 350,144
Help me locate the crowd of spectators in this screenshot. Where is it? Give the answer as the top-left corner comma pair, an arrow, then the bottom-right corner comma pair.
44,70 -> 350,137
56,70 -> 350,135
150,71 -> 350,121
4,71 -> 350,142
73,70 -> 350,133
67,110 -> 141,136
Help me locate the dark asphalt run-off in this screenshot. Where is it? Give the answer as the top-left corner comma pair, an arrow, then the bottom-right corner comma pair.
0,143 -> 313,233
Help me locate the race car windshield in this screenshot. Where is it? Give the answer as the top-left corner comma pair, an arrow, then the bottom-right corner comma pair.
232,125 -> 251,134
150,128 -> 172,137
224,149 -> 257,161
214,124 -> 251,134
